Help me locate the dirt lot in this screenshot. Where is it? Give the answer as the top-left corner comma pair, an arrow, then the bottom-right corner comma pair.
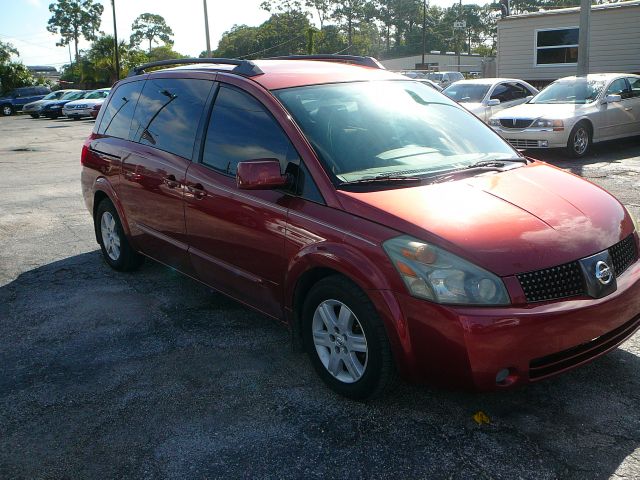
1,114 -> 639,479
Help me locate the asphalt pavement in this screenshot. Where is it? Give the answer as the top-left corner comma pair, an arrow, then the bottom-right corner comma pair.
1,114 -> 639,479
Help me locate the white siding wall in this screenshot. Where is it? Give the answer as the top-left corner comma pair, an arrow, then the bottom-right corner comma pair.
381,53 -> 487,72
497,2 -> 640,81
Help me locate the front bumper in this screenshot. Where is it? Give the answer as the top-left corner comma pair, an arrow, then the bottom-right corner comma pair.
22,105 -> 42,113
491,126 -> 570,150
388,252 -> 640,390
42,108 -> 63,117
64,107 -> 91,118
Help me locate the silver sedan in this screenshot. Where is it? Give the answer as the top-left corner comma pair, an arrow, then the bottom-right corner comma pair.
489,73 -> 640,158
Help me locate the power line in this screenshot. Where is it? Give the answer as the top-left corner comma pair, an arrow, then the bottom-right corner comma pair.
239,31 -> 308,59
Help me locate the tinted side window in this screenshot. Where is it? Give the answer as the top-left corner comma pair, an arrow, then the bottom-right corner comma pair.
606,79 -> 631,99
509,83 -> 530,100
490,84 -> 509,101
131,78 -> 212,159
202,86 -> 292,176
627,77 -> 640,98
98,80 -> 144,139
286,161 -> 324,203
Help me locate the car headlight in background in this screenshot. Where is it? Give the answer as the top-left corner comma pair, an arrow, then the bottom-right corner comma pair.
383,236 -> 510,305
534,119 -> 564,131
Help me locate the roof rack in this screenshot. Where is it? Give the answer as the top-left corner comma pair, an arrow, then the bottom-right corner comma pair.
266,54 -> 385,70
128,58 -> 264,77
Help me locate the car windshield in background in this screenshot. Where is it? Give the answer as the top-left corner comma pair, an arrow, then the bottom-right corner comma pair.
275,81 -> 517,184
62,91 -> 84,100
42,92 -> 59,100
85,90 -> 108,99
443,83 -> 491,103
531,79 -> 605,104
427,73 -> 443,82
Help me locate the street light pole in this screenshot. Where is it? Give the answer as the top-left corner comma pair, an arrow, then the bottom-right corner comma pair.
577,0 -> 591,76
203,0 -> 212,57
421,0 -> 427,68
111,0 -> 120,81
457,0 -> 462,73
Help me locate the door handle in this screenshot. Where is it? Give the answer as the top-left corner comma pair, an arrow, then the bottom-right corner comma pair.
624,107 -> 633,111
187,183 -> 207,200
163,174 -> 181,189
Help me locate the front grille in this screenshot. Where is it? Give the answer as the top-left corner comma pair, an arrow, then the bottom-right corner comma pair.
500,119 -> 534,129
516,234 -> 637,303
517,261 -> 585,303
507,139 -> 540,149
610,235 -> 638,276
529,314 -> 640,379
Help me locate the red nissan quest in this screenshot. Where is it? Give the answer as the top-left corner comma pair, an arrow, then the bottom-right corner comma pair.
81,56 -> 640,399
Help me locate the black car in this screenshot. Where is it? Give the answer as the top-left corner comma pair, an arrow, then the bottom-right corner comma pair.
41,90 -> 87,119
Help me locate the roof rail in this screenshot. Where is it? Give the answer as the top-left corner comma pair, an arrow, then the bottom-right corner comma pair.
266,54 -> 385,70
127,58 -> 264,77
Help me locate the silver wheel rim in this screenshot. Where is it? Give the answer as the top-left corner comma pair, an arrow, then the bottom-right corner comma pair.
312,299 -> 368,384
2,106 -> 11,115
100,211 -> 121,261
573,127 -> 588,155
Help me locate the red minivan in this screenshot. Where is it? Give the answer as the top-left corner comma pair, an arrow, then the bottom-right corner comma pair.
81,57 -> 640,399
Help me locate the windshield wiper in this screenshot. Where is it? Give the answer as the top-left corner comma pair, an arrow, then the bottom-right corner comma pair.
339,174 -> 423,186
465,158 -> 528,169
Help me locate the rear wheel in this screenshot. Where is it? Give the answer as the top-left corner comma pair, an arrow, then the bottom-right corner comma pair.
95,199 -> 144,272
566,121 -> 591,158
1,105 -> 13,116
302,275 -> 397,400
30,113 -> 39,119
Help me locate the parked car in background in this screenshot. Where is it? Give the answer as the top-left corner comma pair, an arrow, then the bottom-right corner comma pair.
415,78 -> 443,92
63,88 -> 110,120
489,73 -> 640,157
0,85 -> 51,116
23,89 -> 80,118
41,90 -> 87,119
90,102 -> 103,119
81,57 -> 640,399
426,71 -> 464,88
443,79 -> 538,123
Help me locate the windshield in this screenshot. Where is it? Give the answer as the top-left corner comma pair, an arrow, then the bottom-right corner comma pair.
85,90 -> 108,99
427,73 -> 443,82
42,92 -> 60,100
275,81 -> 518,184
443,83 -> 490,103
531,79 -> 605,104
61,91 -> 83,100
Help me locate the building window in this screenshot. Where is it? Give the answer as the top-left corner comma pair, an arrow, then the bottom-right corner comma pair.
536,27 -> 578,65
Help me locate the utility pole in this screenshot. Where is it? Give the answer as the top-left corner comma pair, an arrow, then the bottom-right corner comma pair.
421,0 -> 427,68
203,0 -> 212,57
457,0 -> 462,73
577,0 -> 591,76
111,0 -> 120,81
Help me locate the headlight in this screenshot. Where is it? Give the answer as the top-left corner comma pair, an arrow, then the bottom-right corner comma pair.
383,236 -> 510,305
534,119 -> 564,131
489,118 -> 500,127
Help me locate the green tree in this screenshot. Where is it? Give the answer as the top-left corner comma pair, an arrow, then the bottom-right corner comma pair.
47,0 -> 104,64
0,40 -> 19,64
147,45 -> 188,63
130,13 -> 175,53
0,63 -> 36,94
332,0 -> 367,48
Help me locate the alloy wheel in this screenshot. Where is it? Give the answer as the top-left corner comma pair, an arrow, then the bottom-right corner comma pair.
573,127 -> 588,156
100,211 -> 121,261
2,106 -> 12,116
312,299 -> 368,384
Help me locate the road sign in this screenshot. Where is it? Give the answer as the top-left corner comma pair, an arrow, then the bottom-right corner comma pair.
453,20 -> 466,29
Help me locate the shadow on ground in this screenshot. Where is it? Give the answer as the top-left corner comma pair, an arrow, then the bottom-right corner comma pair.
1,252 -> 639,479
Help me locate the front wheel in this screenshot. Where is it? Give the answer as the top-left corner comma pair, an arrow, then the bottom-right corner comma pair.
302,275 -> 397,400
1,105 -> 13,116
95,199 -> 144,272
30,113 -> 39,119
566,121 -> 591,158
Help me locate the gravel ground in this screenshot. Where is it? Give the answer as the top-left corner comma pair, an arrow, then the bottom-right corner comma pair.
1,114 -> 639,479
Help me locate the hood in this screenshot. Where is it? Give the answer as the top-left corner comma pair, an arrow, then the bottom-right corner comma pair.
64,98 -> 103,107
460,102 -> 484,114
492,102 -> 587,120
337,163 -> 634,276
25,99 -> 49,108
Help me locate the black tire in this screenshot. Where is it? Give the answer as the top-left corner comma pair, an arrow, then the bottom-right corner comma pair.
30,114 -> 39,119
566,121 -> 592,158
95,199 -> 144,272
1,104 -> 13,116
72,117 -> 80,121
302,275 -> 397,400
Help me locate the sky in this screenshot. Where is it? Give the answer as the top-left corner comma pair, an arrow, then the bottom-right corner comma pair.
0,0 -> 489,69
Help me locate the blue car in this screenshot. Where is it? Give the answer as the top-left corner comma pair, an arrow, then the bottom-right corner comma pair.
41,90 -> 87,119
0,85 -> 51,116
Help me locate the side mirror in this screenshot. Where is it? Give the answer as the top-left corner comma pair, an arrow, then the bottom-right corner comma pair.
605,94 -> 621,103
236,159 -> 289,190
487,98 -> 500,107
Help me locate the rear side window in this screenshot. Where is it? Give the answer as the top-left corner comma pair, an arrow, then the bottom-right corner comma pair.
202,86 -> 293,176
131,78 -> 212,159
98,80 -> 144,139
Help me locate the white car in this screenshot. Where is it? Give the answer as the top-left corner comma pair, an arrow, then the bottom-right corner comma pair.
489,73 -> 640,157
427,71 -> 464,88
63,88 -> 110,119
443,78 -> 538,123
